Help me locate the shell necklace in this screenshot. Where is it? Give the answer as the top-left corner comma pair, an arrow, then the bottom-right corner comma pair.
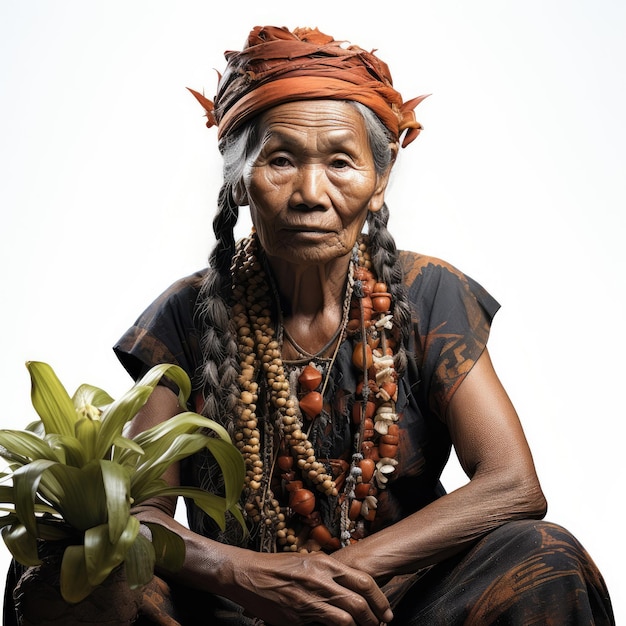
231,233 -> 399,553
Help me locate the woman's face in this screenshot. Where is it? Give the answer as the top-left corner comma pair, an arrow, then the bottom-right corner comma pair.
239,100 -> 393,267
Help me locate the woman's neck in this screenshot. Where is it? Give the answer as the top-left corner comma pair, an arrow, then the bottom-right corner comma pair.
267,254 -> 352,357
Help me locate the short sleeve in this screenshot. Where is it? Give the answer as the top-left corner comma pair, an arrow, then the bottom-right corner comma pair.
113,270 -> 207,385
400,252 -> 501,419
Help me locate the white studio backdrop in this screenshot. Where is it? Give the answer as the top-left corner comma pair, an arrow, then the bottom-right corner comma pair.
1,0 -> 624,620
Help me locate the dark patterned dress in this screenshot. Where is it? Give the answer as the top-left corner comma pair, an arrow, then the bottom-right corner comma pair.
5,252 -> 611,625
108,250 -> 614,624
112,252 -> 499,542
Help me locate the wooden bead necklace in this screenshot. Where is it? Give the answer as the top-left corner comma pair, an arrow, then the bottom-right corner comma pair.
231,233 -> 400,553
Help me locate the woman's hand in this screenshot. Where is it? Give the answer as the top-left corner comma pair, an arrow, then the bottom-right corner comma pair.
223,550 -> 393,626
128,388 -> 391,625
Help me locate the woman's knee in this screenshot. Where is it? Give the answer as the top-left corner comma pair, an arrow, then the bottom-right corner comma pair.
491,519 -> 590,568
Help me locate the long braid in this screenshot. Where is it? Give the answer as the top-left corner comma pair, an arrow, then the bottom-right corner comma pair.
196,183 -> 241,428
367,203 -> 411,375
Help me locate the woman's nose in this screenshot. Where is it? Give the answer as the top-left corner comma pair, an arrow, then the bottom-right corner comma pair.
289,165 -> 330,210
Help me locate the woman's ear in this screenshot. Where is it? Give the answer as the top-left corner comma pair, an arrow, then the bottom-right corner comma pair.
368,142 -> 398,213
232,179 -> 249,206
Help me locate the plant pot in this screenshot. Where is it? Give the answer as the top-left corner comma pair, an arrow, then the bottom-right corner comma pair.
13,550 -> 143,626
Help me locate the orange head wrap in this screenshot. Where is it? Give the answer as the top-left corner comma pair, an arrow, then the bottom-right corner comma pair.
188,26 -> 428,148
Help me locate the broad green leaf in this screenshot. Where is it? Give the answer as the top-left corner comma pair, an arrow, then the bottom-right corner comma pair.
13,459 -> 56,536
94,364 -> 193,461
100,460 -> 131,543
26,362 -> 76,437
33,464 -> 66,511
1,523 -> 40,566
35,519 -> 73,542
135,484 -> 229,530
83,516 -> 139,586
131,433 -> 214,496
44,433 -> 85,468
131,434 -> 244,531
0,485 -> 15,506
72,383 -> 114,414
134,364 -> 192,406
0,430 -> 59,464
25,420 -> 45,436
60,544 -> 94,603
202,438 -> 245,510
144,521 -> 185,572
74,417 -> 100,463
138,435 -> 245,513
94,385 -> 154,460
110,436 -> 144,467
133,412 -> 232,448
124,532 -> 155,588
228,500 -> 246,530
41,462 -> 107,530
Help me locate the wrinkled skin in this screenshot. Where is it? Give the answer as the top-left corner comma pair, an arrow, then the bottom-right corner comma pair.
235,100 -> 394,355
239,100 -> 390,269
128,101 -> 546,624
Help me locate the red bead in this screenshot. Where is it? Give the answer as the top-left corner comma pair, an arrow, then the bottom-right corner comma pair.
381,433 -> 399,446
379,442 -> 398,458
278,455 -> 294,471
381,381 -> 397,401
290,488 -> 316,516
372,293 -> 392,312
359,458 -> 376,483
352,343 -> 373,370
349,499 -> 362,520
310,524 -> 332,546
299,391 -> 323,419
355,482 -> 372,499
351,400 -> 375,424
298,364 -> 322,391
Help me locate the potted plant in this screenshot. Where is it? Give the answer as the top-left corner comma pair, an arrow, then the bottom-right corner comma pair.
0,361 -> 245,625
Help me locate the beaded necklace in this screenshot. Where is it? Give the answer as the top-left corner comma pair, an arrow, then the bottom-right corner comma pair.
231,233 -> 400,553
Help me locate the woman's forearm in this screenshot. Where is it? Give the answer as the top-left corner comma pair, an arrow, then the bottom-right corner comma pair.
332,465 -> 546,582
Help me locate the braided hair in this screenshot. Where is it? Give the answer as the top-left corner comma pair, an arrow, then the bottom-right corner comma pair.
195,126 -> 260,427
353,102 -> 412,375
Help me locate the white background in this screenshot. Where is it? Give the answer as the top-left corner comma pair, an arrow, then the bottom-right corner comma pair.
1,0 -> 624,620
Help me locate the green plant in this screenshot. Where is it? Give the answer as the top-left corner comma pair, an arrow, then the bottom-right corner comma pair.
0,361 -> 245,604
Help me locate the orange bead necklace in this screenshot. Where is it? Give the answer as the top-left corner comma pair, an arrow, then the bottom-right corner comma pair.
231,233 -> 399,553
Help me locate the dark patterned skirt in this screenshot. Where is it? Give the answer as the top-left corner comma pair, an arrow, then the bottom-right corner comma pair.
391,520 -> 614,625
3,520 -> 614,625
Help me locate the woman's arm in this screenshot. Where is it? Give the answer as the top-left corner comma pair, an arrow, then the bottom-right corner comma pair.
332,347 -> 547,580
128,385 -> 393,626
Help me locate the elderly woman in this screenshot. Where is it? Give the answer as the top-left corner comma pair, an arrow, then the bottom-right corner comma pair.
111,26 -> 612,625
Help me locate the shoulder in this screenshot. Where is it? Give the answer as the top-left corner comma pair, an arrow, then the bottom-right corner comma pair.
398,250 -> 488,308
113,268 -> 209,382
130,269 -> 209,327
149,269 -> 208,310
397,249 -> 500,363
398,250 -> 469,287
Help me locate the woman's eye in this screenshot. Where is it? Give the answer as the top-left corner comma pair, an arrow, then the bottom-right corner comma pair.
331,158 -> 350,169
271,156 -> 292,167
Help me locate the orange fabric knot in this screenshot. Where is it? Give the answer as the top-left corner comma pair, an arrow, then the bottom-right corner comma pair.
187,88 -> 217,129
398,94 -> 431,148
188,26 -> 428,148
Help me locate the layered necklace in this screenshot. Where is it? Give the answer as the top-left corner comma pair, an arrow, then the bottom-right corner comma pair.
231,233 -> 400,553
